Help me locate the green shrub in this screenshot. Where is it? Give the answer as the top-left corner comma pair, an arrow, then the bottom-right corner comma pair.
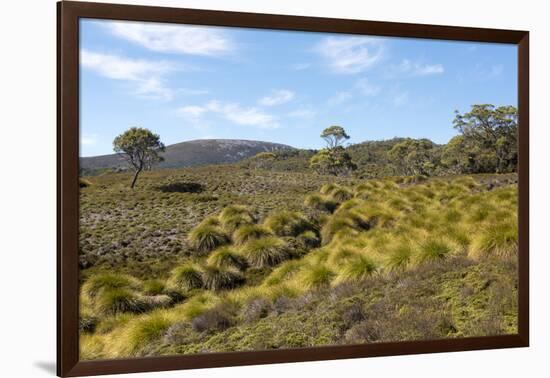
187,224 -> 229,253
207,246 -> 248,270
169,264 -> 204,291
191,304 -> 235,333
202,266 -> 245,291
233,224 -> 272,245
263,211 -> 314,237
241,237 -> 291,268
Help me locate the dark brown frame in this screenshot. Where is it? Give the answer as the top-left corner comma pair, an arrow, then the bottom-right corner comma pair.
57,1 -> 529,376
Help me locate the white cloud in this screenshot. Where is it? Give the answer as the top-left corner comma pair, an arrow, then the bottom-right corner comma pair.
355,78 -> 381,96
287,108 -> 316,119
81,50 -> 176,100
489,64 -> 504,77
105,21 -> 234,56
393,59 -> 444,77
328,91 -> 353,105
258,89 -> 295,106
177,105 -> 208,118
177,100 -> 279,129
392,91 -> 409,107
315,36 -> 384,74
81,50 -> 173,80
289,63 -> 311,71
81,133 -> 97,146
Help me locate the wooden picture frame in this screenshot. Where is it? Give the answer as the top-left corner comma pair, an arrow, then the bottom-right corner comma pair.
58,1 -> 529,376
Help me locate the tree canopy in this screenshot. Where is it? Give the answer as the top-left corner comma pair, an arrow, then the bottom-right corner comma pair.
113,127 -> 165,189
310,126 -> 356,176
321,125 -> 350,149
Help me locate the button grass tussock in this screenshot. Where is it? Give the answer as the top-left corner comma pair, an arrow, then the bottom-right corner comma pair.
79,169 -> 518,359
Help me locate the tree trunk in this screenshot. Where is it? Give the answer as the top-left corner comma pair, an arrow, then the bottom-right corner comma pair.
130,169 -> 141,189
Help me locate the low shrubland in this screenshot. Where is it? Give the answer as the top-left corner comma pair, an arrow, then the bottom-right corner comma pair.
79,168 -> 518,359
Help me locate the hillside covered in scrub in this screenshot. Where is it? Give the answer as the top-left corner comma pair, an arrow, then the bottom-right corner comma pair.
79,169 -> 518,359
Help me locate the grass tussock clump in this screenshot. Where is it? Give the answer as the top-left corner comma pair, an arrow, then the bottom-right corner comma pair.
233,224 -> 272,245
79,178 -> 93,188
187,224 -> 229,253
296,230 -> 320,250
219,205 -> 255,223
201,266 -> 245,291
263,211 -> 314,237
304,194 -> 338,213
123,312 -> 174,356
83,273 -> 141,299
207,246 -> 248,271
386,243 -> 414,271
241,237 -> 291,269
469,221 -> 518,260
329,186 -> 354,203
94,288 -> 146,315
416,239 -> 454,264
169,263 -> 204,291
320,210 -> 371,244
335,254 -> 378,283
299,264 -> 335,289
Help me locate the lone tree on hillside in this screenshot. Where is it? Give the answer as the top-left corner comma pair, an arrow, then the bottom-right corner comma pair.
321,125 -> 350,149
113,127 -> 165,189
310,125 -> 356,176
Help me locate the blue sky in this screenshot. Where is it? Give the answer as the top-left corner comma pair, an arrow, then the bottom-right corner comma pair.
80,19 -> 517,157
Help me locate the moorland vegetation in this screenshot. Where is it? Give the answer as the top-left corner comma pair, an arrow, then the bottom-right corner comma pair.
79,104 -> 519,359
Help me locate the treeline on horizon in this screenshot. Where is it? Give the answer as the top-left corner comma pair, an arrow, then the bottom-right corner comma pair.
244,104 -> 518,179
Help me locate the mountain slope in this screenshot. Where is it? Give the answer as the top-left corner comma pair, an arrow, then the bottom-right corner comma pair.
80,139 -> 294,172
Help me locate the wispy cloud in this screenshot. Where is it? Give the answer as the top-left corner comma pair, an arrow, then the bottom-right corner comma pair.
81,50 -> 177,100
81,133 -> 98,146
489,64 -> 504,77
258,89 -> 295,106
391,89 -> 409,107
315,36 -> 384,74
289,63 -> 311,71
287,108 -> 316,119
392,59 -> 444,77
105,21 -> 234,56
355,78 -> 381,96
328,91 -> 353,105
178,100 -> 279,129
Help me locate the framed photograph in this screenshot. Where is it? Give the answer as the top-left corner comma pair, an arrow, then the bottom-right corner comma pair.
57,1 -> 529,376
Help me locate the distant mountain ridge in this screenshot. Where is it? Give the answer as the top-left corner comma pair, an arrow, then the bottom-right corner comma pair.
80,139 -> 294,172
